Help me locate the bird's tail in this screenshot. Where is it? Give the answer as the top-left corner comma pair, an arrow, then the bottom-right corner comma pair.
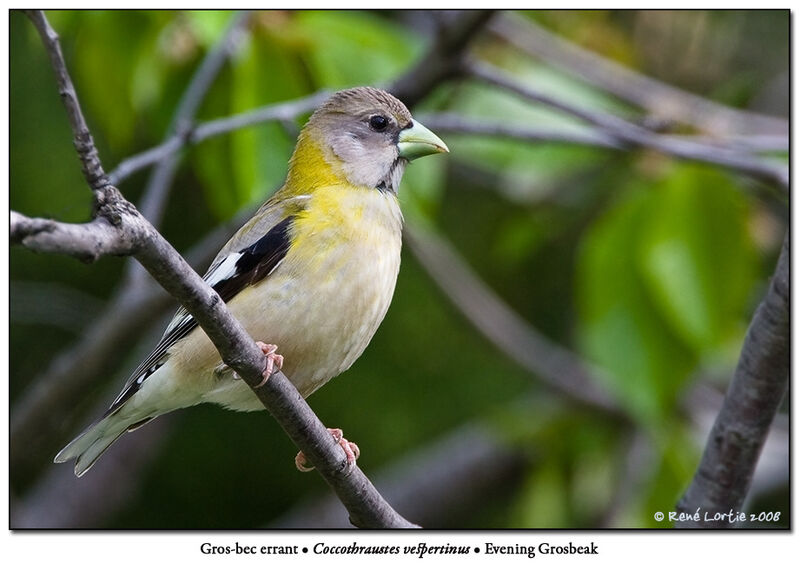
54,410 -> 152,477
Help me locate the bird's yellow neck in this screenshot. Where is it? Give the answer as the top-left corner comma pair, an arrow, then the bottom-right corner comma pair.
284,130 -> 343,196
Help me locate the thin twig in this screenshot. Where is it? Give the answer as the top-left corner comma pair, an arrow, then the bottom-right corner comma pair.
420,112 -> 790,156
467,60 -> 789,192
417,111 -> 625,149
675,233 -> 789,528
489,12 -> 789,138
137,10 -> 251,225
24,10 -> 108,191
107,92 -> 329,185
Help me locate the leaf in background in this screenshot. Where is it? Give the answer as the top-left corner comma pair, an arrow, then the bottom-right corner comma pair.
65,12 -> 171,148
576,185 -> 696,425
293,11 -> 421,87
192,19 -> 306,219
638,164 -> 756,354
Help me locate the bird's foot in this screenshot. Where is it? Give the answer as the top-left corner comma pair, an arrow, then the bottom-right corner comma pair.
253,341 -> 283,388
295,428 -> 360,472
229,342 -> 283,387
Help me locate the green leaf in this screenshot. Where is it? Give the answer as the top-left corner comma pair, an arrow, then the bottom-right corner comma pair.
576,186 -> 696,424
293,11 -> 422,87
192,24 -> 306,219
638,164 -> 756,352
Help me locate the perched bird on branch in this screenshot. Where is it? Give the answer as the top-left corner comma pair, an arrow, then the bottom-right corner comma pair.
55,87 -> 448,477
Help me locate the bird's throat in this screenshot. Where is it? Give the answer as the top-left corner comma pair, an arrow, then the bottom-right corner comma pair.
285,133 -> 343,195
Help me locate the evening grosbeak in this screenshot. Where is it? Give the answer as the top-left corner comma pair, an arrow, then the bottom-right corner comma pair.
55,87 -> 448,477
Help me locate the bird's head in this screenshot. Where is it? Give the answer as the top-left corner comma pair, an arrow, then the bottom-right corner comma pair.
287,87 -> 448,194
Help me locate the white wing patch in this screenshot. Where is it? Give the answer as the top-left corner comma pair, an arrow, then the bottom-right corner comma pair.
162,250 -> 243,337
204,251 -> 244,288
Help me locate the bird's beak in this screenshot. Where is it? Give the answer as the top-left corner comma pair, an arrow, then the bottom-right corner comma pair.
398,119 -> 449,161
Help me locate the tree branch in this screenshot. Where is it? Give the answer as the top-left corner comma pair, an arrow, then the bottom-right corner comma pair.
11,207 -> 142,262
675,233 -> 789,528
137,10 -> 251,225
14,10 -> 415,529
107,91 -> 329,186
467,60 -> 789,192
24,10 -> 109,191
419,112 -> 789,156
489,12 -> 789,138
404,225 -> 621,415
417,111 -> 625,149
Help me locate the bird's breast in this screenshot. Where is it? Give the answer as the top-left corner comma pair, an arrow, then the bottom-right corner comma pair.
216,184 -> 403,405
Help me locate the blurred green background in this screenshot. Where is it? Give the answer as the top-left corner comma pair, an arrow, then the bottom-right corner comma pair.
9,10 -> 788,528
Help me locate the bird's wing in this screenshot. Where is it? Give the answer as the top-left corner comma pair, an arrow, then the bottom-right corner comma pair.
105,193 -> 311,415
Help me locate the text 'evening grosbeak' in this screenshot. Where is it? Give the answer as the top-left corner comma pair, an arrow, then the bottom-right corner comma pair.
55,87 -> 448,477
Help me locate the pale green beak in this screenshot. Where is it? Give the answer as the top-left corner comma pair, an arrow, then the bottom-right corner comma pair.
398,119 -> 449,161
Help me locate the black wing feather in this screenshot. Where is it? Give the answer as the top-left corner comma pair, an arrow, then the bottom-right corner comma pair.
213,215 -> 294,303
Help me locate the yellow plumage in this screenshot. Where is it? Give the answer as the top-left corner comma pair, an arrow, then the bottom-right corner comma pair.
55,86 -> 448,476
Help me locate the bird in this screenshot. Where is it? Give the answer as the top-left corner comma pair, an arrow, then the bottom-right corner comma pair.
54,86 -> 449,477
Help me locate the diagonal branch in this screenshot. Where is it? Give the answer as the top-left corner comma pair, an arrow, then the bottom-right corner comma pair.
417,111 -> 625,149
419,112 -> 789,155
489,12 -> 789,138
467,60 -> 789,193
25,10 -> 108,191
675,233 -> 789,528
9,209 -> 244,481
15,9 -> 415,529
404,225 -> 621,415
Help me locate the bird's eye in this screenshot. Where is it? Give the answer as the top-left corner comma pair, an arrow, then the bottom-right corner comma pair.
369,114 -> 389,132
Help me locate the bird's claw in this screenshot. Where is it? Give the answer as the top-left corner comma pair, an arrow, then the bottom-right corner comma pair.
295,428 -> 360,472
228,342 -> 282,386
253,341 -> 283,388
